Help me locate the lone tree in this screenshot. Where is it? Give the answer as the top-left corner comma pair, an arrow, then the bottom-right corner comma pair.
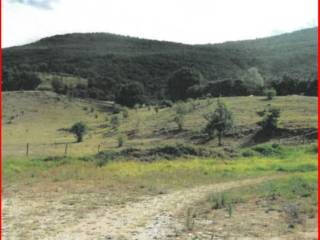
204,99 -> 233,146
173,102 -> 188,131
258,107 -> 280,134
167,67 -> 203,101
70,122 -> 87,142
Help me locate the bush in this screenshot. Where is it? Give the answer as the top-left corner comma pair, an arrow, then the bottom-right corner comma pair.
70,122 -> 87,142
208,193 -> 229,209
95,151 -> 118,167
159,100 -> 173,108
110,116 -> 120,129
258,107 -> 280,133
204,99 -> 233,145
173,103 -> 188,131
174,114 -> 185,131
112,104 -> 123,114
185,208 -> 195,231
117,134 -> 127,147
241,149 -> 257,157
252,144 -> 282,156
122,107 -> 129,119
264,88 -> 277,100
51,78 -> 67,94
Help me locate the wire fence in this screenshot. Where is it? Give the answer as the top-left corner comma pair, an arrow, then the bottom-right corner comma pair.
3,130 -> 317,158
2,141 -> 112,158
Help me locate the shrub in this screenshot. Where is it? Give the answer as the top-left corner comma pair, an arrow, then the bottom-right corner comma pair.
95,151 -> 118,167
174,114 -> 185,131
252,144 -> 282,156
159,100 -> 173,108
110,116 -> 120,129
208,193 -> 228,209
112,104 -> 123,114
185,208 -> 195,231
122,107 -> 129,119
241,149 -> 257,157
117,134 -> 127,147
264,88 -> 277,100
173,103 -> 188,131
70,122 -> 87,142
258,107 -> 280,133
204,99 -> 233,145
51,77 -> 67,94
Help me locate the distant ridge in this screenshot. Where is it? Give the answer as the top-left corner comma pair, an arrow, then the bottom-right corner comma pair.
3,27 -> 317,100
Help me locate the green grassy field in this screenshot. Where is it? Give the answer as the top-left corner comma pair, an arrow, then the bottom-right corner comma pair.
3,91 -> 317,158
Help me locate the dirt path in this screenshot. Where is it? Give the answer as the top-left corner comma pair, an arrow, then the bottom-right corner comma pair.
34,176 -> 278,240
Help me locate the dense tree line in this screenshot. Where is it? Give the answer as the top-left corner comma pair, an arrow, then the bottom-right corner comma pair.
3,67 -> 41,91
3,28 -> 317,101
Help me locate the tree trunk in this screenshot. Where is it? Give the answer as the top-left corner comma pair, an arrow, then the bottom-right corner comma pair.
77,134 -> 83,143
218,132 -> 222,146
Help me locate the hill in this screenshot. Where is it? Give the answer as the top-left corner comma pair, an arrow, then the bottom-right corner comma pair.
3,27 -> 318,100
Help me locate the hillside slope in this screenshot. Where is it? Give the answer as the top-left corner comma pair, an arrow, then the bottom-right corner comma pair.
3,91 -> 317,158
3,28 -> 318,100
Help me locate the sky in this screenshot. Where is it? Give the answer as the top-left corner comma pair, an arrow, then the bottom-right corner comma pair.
3,0 -> 318,47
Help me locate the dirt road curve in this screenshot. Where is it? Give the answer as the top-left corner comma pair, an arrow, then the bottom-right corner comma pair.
42,177 -> 276,240
4,175 -> 316,240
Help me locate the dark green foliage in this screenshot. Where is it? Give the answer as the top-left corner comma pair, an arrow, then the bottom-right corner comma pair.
159,100 -> 173,108
203,80 -> 250,97
51,77 -> 68,94
271,75 -> 318,96
95,151 -> 118,167
264,88 -> 277,100
186,84 -> 206,98
241,149 -> 257,157
306,79 -> 318,96
204,99 -> 233,145
115,82 -> 145,107
70,122 -> 87,142
3,28 -> 317,100
95,144 -> 223,162
258,107 -> 280,133
167,67 -> 203,101
3,68 -> 41,91
252,144 -> 283,156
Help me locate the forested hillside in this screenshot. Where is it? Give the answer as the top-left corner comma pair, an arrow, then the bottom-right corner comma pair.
3,27 -> 317,102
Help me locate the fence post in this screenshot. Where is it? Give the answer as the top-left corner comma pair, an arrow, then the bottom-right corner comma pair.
98,144 -> 101,153
64,143 -> 68,156
26,143 -> 29,157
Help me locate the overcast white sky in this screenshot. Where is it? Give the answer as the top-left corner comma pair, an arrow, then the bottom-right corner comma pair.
3,0 -> 318,47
